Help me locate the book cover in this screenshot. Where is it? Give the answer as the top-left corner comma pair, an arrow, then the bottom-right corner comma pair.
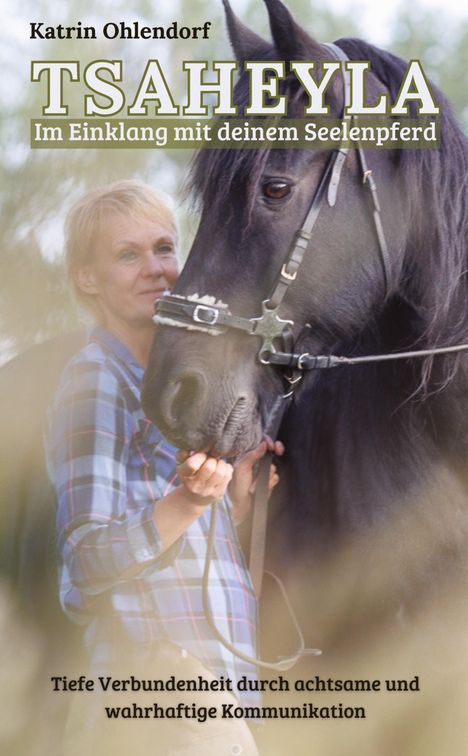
1,1 -> 467,754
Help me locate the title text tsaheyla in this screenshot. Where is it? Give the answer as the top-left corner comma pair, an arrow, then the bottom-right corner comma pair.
31,59 -> 439,117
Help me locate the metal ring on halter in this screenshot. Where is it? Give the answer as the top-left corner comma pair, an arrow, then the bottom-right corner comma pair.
259,349 -> 273,365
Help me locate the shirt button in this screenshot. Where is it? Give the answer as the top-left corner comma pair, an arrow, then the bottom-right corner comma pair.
230,746 -> 243,755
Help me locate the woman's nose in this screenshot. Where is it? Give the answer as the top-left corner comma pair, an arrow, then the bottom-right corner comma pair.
142,252 -> 164,277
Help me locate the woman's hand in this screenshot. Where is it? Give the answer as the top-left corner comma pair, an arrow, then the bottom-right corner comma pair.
229,437 -> 285,525
153,454 -> 233,553
176,451 -> 233,506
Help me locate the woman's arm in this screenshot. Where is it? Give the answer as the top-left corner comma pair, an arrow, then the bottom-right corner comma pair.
48,359 -> 230,598
48,356 -> 281,602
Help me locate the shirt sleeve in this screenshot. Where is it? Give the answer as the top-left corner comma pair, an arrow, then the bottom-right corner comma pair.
47,357 -> 169,601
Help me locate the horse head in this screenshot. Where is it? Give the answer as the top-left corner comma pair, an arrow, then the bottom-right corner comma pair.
142,0 -> 465,464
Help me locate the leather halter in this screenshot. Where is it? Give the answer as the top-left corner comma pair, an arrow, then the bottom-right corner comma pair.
154,44 -> 468,377
154,44 -> 392,365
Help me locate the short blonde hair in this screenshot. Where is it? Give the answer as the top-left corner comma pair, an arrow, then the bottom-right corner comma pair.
65,179 -> 178,314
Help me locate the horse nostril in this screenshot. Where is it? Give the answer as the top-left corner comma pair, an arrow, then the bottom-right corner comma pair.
164,373 -> 204,429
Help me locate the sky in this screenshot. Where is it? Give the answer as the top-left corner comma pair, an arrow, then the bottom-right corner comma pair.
321,0 -> 467,44
231,0 -> 468,45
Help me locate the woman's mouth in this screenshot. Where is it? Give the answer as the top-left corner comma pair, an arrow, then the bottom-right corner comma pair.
139,289 -> 165,299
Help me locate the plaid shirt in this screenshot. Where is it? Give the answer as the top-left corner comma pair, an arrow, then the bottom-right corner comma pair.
47,327 -> 259,703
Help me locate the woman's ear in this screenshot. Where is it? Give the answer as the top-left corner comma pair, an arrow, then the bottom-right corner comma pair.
75,266 -> 99,295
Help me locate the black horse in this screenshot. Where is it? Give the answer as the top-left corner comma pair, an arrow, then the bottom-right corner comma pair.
142,2 -> 468,741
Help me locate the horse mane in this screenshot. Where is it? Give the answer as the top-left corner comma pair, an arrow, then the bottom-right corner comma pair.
337,39 -> 468,392
190,36 -> 468,394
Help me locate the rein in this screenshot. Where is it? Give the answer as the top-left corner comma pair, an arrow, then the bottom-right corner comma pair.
267,343 -> 468,370
154,44 -> 468,671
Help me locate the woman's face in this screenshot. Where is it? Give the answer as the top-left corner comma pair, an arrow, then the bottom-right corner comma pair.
77,211 -> 179,329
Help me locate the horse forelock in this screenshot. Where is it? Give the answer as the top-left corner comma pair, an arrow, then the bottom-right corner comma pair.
188,44 -> 342,231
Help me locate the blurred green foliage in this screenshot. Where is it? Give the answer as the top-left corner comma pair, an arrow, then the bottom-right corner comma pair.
1,0 -> 467,359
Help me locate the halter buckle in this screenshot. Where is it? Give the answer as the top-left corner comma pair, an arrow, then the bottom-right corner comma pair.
285,373 -> 303,386
281,263 -> 297,282
193,304 -> 219,326
296,353 -> 310,370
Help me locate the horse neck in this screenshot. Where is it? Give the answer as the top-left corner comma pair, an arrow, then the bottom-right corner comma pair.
278,332 -> 468,547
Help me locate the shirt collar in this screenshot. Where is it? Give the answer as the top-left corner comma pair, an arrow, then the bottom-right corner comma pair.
90,326 -> 145,381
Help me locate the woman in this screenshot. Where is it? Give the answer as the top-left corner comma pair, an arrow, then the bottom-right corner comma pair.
47,180 -> 282,755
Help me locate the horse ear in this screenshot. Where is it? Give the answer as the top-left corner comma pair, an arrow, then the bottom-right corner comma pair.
263,0 -> 322,60
222,0 -> 271,63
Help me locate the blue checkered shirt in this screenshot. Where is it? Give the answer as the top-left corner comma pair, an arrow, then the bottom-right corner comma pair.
47,327 -> 259,703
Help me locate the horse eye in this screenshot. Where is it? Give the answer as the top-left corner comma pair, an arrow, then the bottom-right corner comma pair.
262,180 -> 292,200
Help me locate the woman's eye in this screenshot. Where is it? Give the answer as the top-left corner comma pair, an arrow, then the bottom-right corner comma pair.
119,250 -> 137,261
158,244 -> 174,255
262,180 -> 292,201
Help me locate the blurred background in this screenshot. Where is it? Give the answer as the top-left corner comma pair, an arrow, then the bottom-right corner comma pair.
0,1 -> 467,754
